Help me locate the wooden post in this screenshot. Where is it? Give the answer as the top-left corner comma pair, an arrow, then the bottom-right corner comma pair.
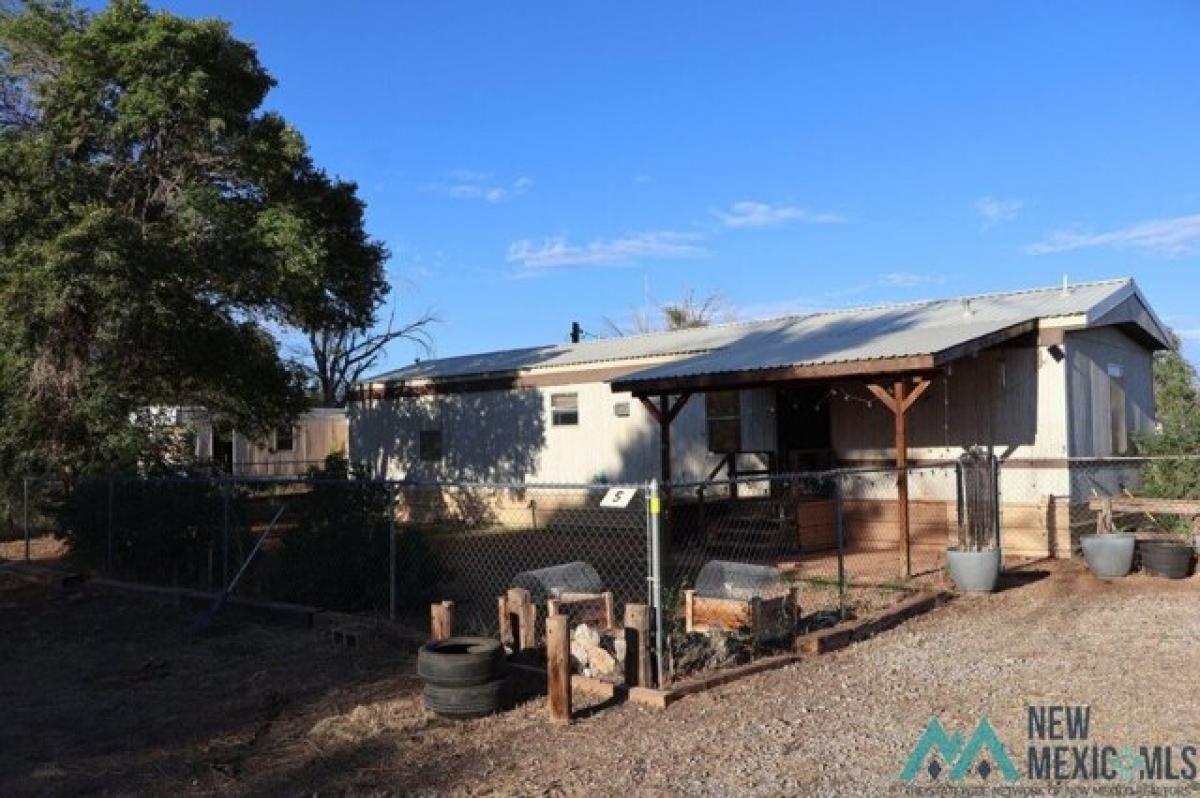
867,377 -> 932,580
546,613 -> 571,724
497,595 -> 512,649
601,591 -> 615,630
624,603 -> 652,687
522,603 -> 538,650
787,587 -> 802,623
430,600 -> 455,641
546,598 -> 560,619
683,589 -> 696,633
894,379 -> 911,579
506,588 -> 534,652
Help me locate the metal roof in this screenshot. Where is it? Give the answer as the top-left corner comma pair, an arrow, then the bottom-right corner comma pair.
362,278 -> 1165,387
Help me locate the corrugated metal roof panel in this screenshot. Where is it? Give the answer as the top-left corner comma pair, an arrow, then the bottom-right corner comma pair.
363,279 -> 1138,385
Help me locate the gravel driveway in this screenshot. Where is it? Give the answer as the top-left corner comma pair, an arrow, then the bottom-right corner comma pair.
5,559 -> 1198,795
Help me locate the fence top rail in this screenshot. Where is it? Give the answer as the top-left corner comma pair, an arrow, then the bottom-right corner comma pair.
20,473 -> 650,492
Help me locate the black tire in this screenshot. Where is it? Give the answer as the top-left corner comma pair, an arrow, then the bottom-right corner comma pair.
417,636 -> 504,688
423,678 -> 508,719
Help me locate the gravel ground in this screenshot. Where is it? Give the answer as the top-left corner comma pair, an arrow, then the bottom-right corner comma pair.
4,559 -> 1199,796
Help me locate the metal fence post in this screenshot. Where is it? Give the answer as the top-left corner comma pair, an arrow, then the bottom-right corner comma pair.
648,479 -> 666,687
388,481 -> 397,623
834,474 -> 847,618
992,454 -> 1003,567
23,476 -> 30,563
106,478 -> 115,575
221,480 -> 231,586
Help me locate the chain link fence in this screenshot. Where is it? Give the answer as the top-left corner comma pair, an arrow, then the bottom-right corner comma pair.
996,456 -> 1200,558
34,457 -> 1191,686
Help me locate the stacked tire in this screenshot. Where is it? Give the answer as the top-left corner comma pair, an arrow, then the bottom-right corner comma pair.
417,637 -> 508,719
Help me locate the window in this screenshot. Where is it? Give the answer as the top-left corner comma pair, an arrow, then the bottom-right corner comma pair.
551,393 -> 579,426
419,429 -> 443,462
273,425 -> 295,452
1108,364 -> 1128,455
706,391 -> 741,453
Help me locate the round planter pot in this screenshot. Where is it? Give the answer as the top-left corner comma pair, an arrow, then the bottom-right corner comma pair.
946,547 -> 1001,593
1139,539 -> 1195,580
1080,534 -> 1136,578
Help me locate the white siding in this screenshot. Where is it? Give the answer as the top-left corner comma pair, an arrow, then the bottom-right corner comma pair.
350,382 -> 754,484
350,324 -> 1154,499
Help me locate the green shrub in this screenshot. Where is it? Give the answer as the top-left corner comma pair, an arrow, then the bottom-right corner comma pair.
277,455 -> 443,612
58,477 -> 229,585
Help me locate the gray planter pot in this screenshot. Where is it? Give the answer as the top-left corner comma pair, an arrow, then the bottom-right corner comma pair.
946,547 -> 1001,593
1080,533 -> 1136,578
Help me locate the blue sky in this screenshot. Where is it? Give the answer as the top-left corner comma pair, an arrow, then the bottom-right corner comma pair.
137,1 -> 1200,368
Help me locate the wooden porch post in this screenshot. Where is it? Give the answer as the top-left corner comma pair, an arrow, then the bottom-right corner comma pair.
639,392 -> 692,572
867,377 -> 932,578
638,393 -> 693,489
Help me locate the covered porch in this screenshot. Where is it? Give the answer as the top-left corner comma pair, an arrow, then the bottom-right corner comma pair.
610,320 -> 1037,584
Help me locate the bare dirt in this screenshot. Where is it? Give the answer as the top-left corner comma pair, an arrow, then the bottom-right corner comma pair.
3,559 -> 1199,796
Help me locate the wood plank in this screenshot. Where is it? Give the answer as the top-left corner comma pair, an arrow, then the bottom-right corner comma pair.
866,383 -> 899,414
1087,497 -> 1200,515
797,591 -> 946,654
689,595 -> 754,631
901,377 -> 933,413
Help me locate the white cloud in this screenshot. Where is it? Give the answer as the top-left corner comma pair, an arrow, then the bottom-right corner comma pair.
713,200 -> 844,229
877,272 -> 944,288
507,231 -> 708,274
436,171 -> 532,203
974,196 -> 1023,228
1027,213 -> 1200,256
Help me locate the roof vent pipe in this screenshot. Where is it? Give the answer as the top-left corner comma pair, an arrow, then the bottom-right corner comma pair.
1062,274 -> 1071,296
962,298 -> 974,317
569,321 -> 582,344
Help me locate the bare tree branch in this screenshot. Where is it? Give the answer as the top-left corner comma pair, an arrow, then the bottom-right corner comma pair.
299,308 -> 437,406
604,290 -> 731,336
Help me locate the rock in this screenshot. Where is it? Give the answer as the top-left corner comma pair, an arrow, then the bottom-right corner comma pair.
573,623 -> 601,648
613,636 -> 627,664
582,642 -> 616,675
570,640 -> 590,670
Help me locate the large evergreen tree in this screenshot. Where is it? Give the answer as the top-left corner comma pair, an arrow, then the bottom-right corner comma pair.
0,0 -> 387,478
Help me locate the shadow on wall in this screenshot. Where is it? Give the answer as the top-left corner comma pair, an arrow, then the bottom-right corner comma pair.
350,386 -> 546,482
349,386 -> 548,526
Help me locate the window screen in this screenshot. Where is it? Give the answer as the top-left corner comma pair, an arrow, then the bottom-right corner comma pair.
706,391 -> 741,453
274,426 -> 295,452
420,429 -> 443,462
551,393 -> 579,426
